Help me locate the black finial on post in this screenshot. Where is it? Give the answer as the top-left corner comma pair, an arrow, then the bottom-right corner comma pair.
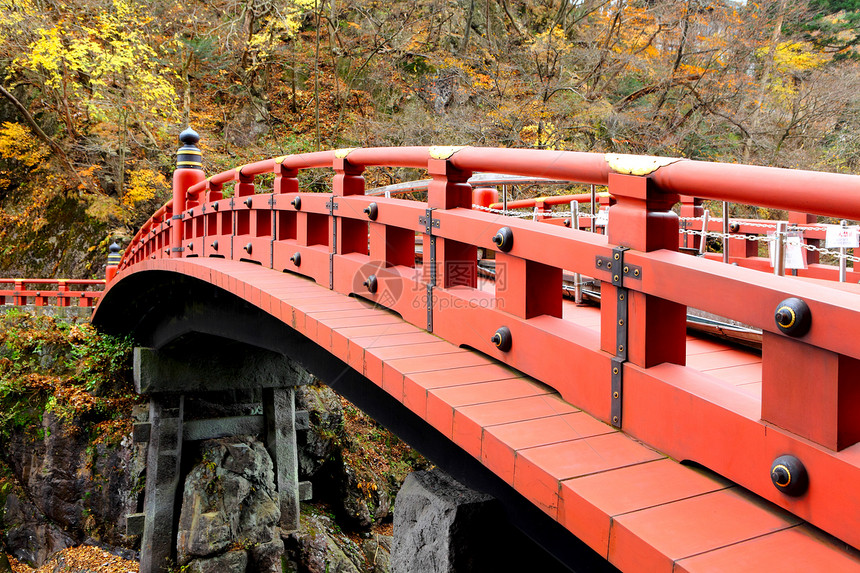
177,127 -> 203,170
179,127 -> 199,146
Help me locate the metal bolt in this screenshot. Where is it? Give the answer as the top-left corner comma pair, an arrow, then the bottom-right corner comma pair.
613,392 -> 619,399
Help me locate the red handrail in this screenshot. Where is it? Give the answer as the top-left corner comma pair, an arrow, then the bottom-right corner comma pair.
0,278 -> 105,308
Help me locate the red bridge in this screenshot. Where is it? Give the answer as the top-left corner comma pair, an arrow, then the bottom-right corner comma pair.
90,131 -> 860,572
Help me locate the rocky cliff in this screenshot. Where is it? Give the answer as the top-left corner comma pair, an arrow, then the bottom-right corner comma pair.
0,310 -> 429,572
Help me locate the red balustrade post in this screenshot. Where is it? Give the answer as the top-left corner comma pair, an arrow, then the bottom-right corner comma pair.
204,180 -> 223,203
13,279 -> 23,306
332,155 -> 368,256
274,164 -> 299,195
534,199 -> 549,221
235,170 -> 254,197
427,157 -> 476,289
763,331 -> 860,450
604,173 -> 686,368
171,128 -> 206,258
57,280 -> 70,307
472,187 -> 498,209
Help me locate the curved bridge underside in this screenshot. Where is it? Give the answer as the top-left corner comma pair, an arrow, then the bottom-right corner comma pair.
94,258 -> 860,572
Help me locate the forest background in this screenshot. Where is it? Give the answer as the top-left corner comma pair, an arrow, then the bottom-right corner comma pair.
0,0 -> 858,277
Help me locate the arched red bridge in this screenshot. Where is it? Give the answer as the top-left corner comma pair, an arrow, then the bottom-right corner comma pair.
93,133 -> 860,572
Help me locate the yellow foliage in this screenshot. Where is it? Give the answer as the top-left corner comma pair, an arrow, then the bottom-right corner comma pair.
520,122 -> 560,150
15,0 -> 178,128
0,122 -> 49,168
124,168 -> 167,207
85,194 -> 122,222
757,41 -> 828,75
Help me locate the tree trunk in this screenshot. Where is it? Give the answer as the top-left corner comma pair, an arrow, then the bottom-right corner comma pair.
0,84 -> 83,186
461,0 -> 476,53
743,0 -> 788,163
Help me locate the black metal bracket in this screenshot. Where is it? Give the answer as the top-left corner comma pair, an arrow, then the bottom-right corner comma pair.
600,247 -> 632,429
230,197 -> 236,260
270,194 -> 276,269
419,210 -> 440,234
595,247 -> 641,287
420,208 -> 438,332
328,197 -> 338,290
611,356 -> 624,428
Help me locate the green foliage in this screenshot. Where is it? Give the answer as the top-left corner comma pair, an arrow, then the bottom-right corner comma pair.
0,310 -> 140,443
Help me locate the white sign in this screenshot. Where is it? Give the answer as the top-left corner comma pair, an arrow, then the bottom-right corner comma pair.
825,225 -> 859,249
594,208 -> 609,227
784,235 -> 807,269
769,232 -> 807,269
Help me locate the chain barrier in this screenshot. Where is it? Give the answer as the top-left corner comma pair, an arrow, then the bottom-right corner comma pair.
474,206 -> 857,262
678,216 -> 829,233
679,228 -> 860,263
472,204 -> 580,218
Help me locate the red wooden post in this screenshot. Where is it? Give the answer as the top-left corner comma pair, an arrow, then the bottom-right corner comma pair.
472,187 -> 498,209
57,280 -> 70,307
534,199 -> 550,222
427,156 -> 476,289
762,332 -> 860,451
13,279 -> 23,306
332,155 -> 368,256
604,173 -> 686,368
274,163 -> 299,195
494,253 -> 562,319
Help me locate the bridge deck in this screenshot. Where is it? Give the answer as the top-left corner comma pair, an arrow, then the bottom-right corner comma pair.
116,257 -> 860,572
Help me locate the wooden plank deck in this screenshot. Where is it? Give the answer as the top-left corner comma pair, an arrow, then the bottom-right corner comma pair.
115,258 -> 860,572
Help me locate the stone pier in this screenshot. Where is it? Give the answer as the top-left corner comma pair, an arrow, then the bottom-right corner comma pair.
130,346 -> 312,573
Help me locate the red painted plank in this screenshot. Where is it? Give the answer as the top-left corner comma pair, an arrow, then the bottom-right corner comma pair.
686,348 -> 761,371
362,342 -> 465,384
426,379 -> 553,438
352,331 -> 442,349
453,394 -> 579,458
382,353 -> 493,399
685,337 -> 733,356
558,459 -> 730,557
674,526 -> 860,572
609,488 -> 800,573
697,362 -> 762,385
482,412 -> 611,485
331,323 -> 422,362
513,433 -> 663,519
402,364 -> 522,418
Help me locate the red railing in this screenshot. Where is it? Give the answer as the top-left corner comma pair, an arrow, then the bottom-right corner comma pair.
116,147 -> 860,551
0,278 -> 105,308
